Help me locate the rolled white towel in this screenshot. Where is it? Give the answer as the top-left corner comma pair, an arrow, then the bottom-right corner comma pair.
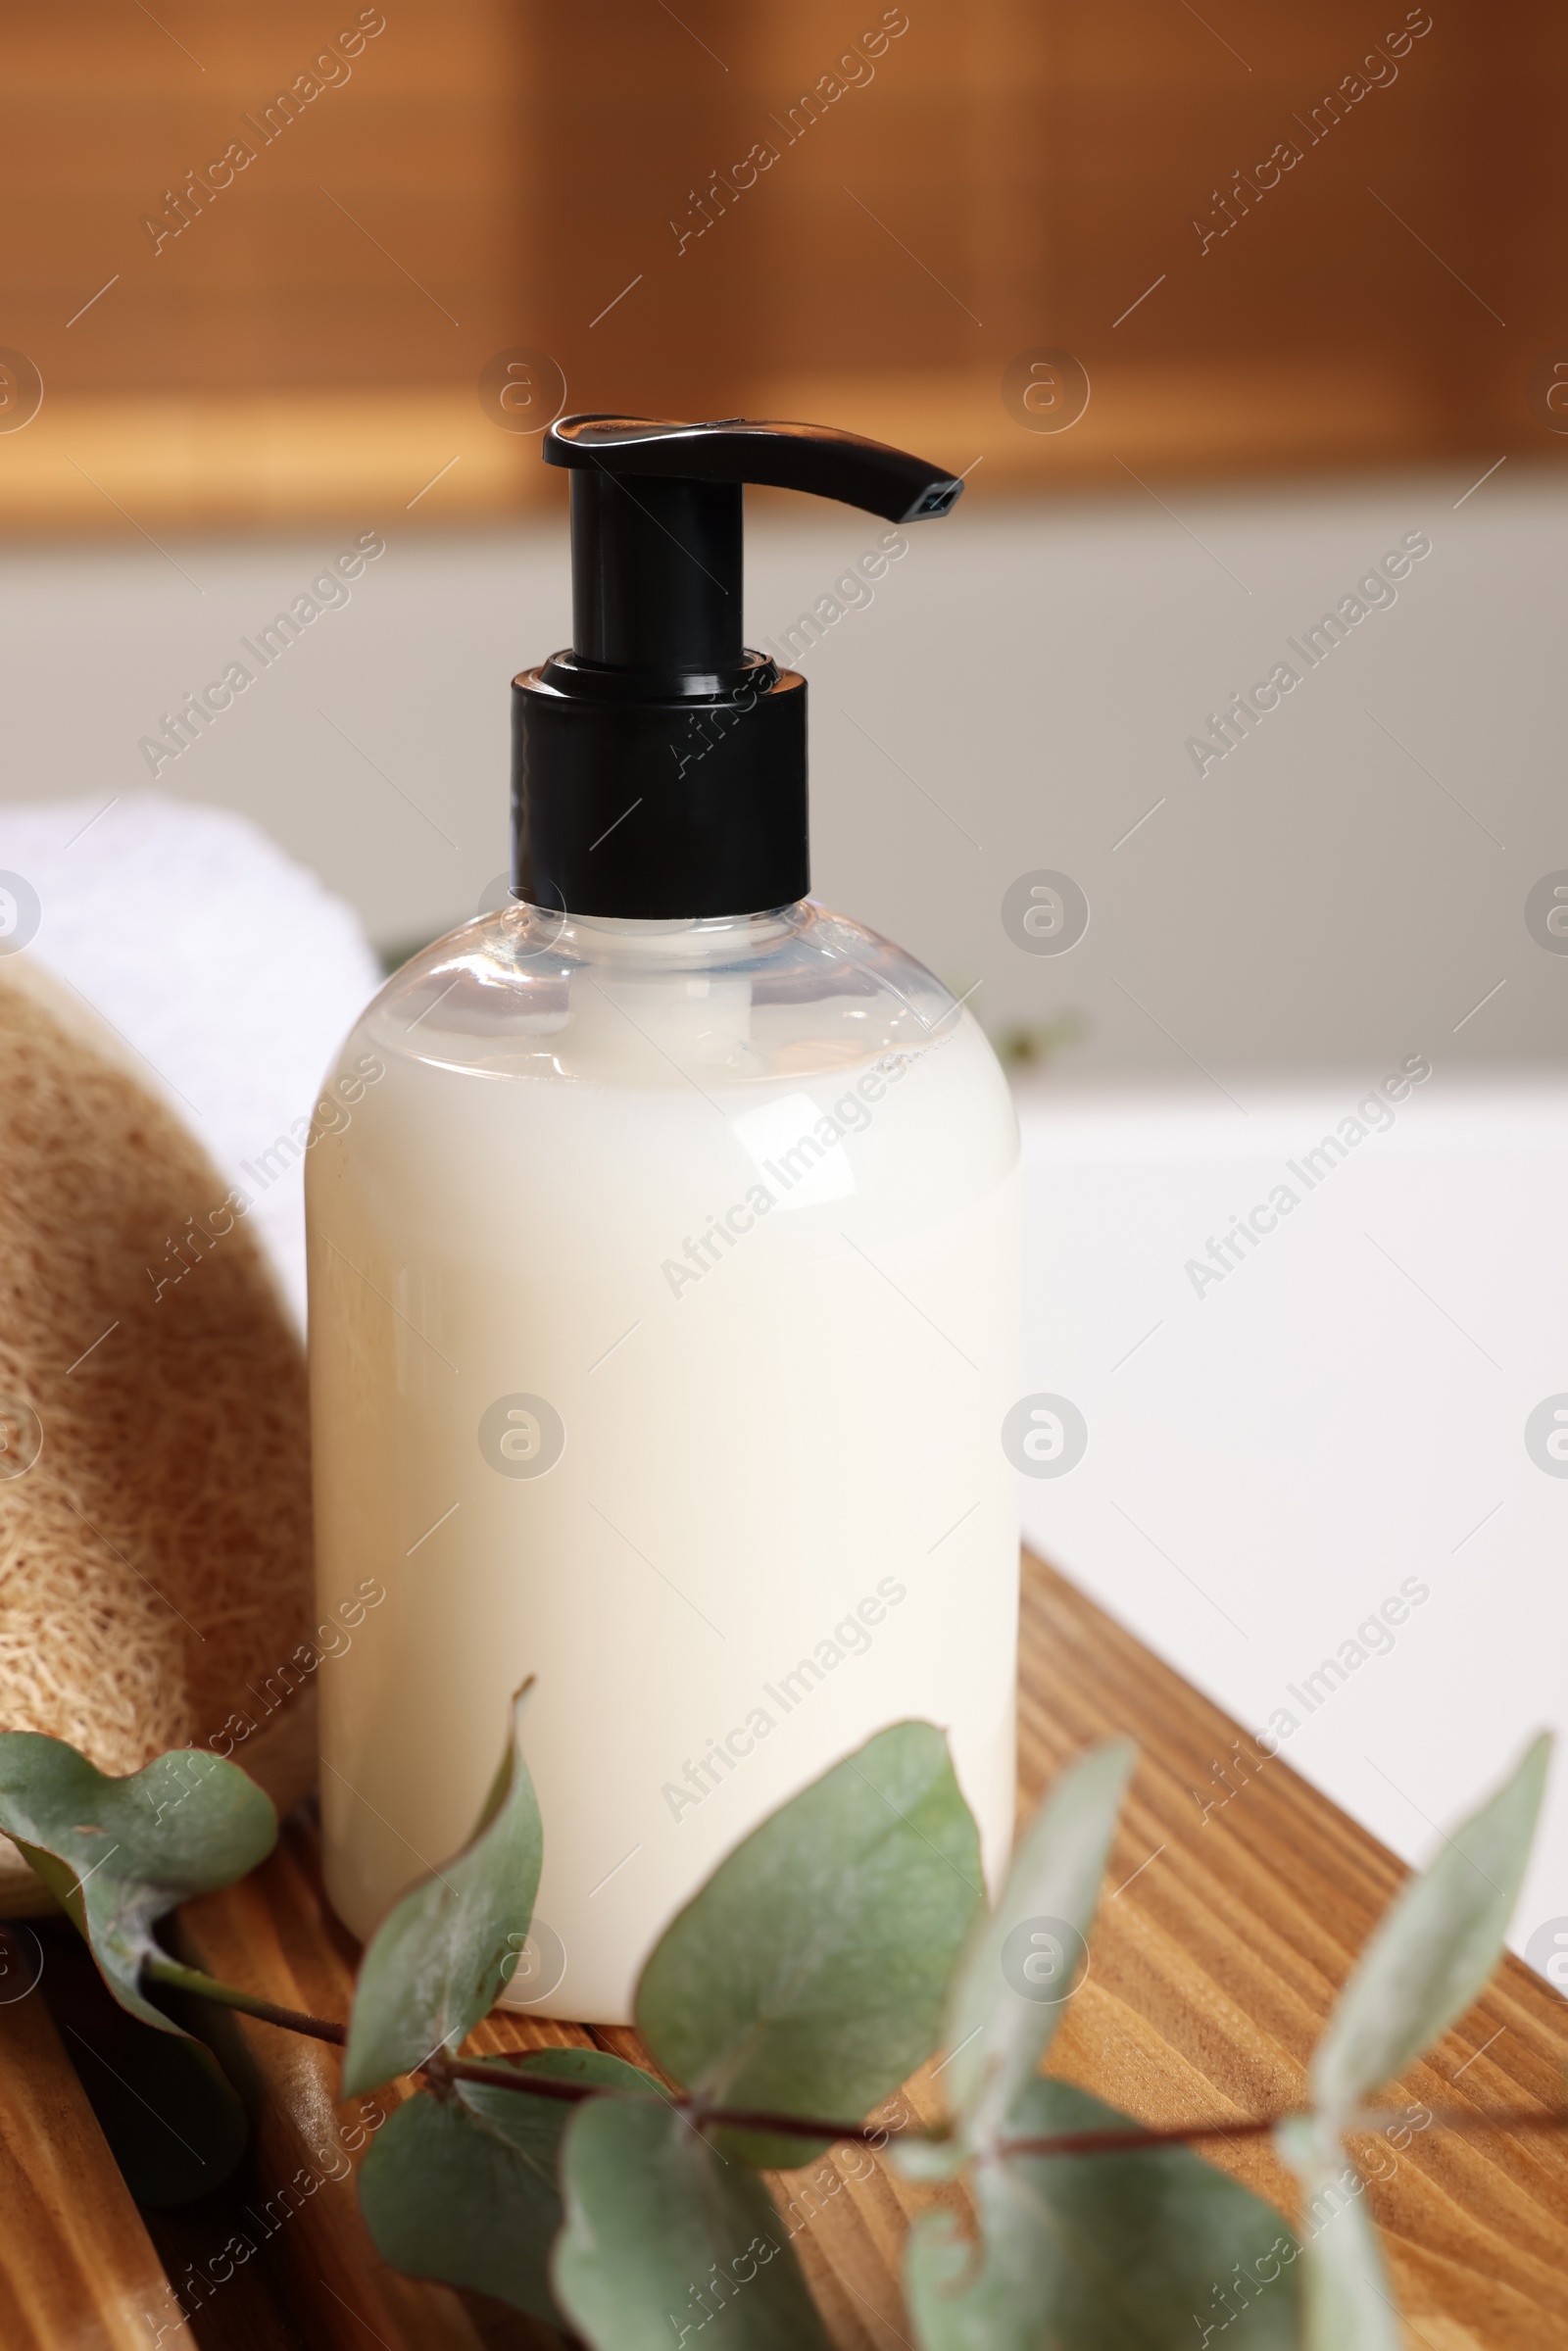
0,794 -> 382,1324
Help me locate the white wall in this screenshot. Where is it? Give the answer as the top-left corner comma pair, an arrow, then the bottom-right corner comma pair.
1014,1073 -> 1568,1966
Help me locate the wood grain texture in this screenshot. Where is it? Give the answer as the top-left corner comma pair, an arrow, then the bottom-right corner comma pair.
0,1927 -> 172,2351
1017,1557 -> 1568,2351
134,1551 -> 1568,2345
171,1816 -> 572,2350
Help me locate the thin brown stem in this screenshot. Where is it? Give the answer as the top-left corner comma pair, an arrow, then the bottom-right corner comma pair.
143,1954 -> 347,2045
429,2055 -> 605,2106
996,2106 -> 1568,2159
418,2058 -> 1568,2160
145,1966 -> 1568,2160
428,2056 -> 877,2138
997,2115 -> 1279,2159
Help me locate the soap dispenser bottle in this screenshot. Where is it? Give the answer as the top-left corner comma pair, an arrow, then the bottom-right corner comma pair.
308,416 -> 1021,2024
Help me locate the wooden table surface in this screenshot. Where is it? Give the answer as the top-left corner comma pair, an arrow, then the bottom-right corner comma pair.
6,1549 -> 1568,2351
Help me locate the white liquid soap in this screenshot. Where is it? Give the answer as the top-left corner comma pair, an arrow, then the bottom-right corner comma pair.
307,416 -> 1022,2022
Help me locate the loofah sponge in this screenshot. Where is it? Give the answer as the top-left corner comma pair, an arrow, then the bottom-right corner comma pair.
0,955 -> 317,1910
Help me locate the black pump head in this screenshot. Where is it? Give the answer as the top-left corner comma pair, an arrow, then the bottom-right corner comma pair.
511,414 -> 963,921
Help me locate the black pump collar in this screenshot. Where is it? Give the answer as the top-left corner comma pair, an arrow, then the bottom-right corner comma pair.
510,414 -> 962,920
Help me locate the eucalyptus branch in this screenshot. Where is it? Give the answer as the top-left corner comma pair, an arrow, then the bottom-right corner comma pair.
4,1717 -> 1553,2346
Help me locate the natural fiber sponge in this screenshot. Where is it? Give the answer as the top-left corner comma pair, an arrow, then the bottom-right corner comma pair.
0,955 -> 314,1790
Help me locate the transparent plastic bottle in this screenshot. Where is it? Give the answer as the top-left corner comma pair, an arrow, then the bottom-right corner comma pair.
308,894 -> 1020,2023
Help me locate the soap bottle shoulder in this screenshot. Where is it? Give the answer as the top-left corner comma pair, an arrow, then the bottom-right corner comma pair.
348,899 -> 1002,1099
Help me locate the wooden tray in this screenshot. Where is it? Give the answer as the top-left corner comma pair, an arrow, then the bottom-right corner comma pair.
7,1551 -> 1568,2350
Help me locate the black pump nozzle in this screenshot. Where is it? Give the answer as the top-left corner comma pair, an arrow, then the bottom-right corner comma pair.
542,416 -> 961,701
512,414 -> 963,920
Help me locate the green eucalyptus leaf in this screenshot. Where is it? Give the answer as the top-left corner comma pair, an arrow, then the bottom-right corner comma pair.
553,2093 -> 833,2349
0,1733 -> 276,2032
1275,2118 -> 1401,2351
1312,1734 -> 1549,2119
941,1739 -> 1134,2146
636,1720 -> 983,2168
360,2047 -> 655,2322
907,2077 -> 1301,2351
343,1683 -> 543,2095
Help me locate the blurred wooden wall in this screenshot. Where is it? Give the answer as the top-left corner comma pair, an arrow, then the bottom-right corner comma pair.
0,0 -> 521,527
0,0 -> 1559,529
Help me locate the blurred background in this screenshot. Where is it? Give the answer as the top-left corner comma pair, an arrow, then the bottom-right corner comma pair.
7,0 -> 1559,503
4,0 -> 1564,1063
4,1 -> 1568,1939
